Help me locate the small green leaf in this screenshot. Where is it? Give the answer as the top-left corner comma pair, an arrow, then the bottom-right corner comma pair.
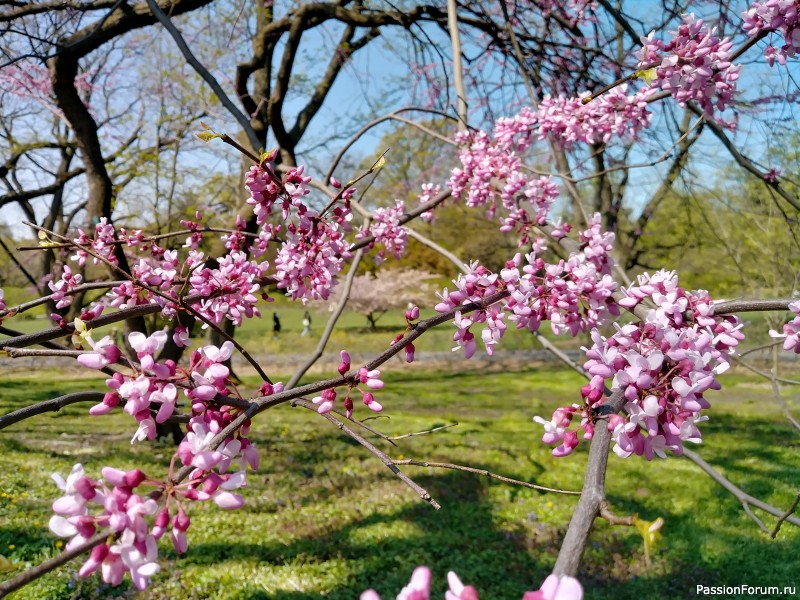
634,67 -> 658,85
196,131 -> 223,142
0,555 -> 14,573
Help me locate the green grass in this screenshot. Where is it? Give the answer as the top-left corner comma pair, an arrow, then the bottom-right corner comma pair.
0,367 -> 798,599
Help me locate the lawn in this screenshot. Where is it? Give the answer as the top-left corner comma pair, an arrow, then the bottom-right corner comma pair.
0,365 -> 798,599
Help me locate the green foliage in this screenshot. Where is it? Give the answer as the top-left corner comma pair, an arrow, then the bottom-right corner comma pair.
629,170 -> 800,298
0,368 -> 798,599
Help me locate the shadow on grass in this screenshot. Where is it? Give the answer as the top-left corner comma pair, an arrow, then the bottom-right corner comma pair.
179,471 -> 557,599
588,492 -> 800,599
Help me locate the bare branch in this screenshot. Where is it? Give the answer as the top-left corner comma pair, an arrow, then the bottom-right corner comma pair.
143,0 -> 261,151
388,422 -> 459,441
0,391 -> 106,431
771,492 -> 800,539
683,448 -> 800,529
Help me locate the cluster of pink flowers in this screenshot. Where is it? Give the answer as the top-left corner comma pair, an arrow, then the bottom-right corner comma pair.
535,86 -> 652,147
188,250 -> 268,326
118,227 -> 146,248
244,161 -> 356,302
418,183 -> 440,222
638,14 -> 740,116
245,158 -> 309,226
273,205 -> 352,302
742,0 -> 800,66
390,305 -> 421,363
357,200 -> 409,264
57,328 -> 264,589
535,270 -> 744,459
769,300 -> 800,351
445,89 -> 652,244
48,464 -> 161,590
436,215 -> 618,358
312,350 -> 385,418
48,265 -> 83,309
361,566 -> 582,600
49,445 -> 253,590
71,218 -> 119,266
447,128 -> 562,246
179,211 -> 205,250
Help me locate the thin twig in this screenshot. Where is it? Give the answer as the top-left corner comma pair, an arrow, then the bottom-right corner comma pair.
16,228 -> 259,252
0,280 -> 128,318
598,500 -> 636,526
405,228 -> 469,274
769,344 -> 800,431
771,492 -> 800,539
388,422 -> 459,441
732,355 -> 800,387
325,107 -> 459,184
742,503 -> 771,535
293,399 -> 441,509
738,339 -> 784,358
682,448 -> 800,529
143,0 -> 261,151
392,459 -> 581,495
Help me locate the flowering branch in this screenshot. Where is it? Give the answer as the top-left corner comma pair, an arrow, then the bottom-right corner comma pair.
26,221 -> 273,383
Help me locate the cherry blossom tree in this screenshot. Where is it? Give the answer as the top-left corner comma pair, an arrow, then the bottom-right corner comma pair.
1,0 -> 800,597
325,268 -> 437,329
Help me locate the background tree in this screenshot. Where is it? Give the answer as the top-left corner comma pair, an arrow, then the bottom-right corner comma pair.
326,268 -> 437,329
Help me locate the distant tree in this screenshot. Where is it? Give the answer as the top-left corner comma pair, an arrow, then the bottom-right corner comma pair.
327,268 -> 437,329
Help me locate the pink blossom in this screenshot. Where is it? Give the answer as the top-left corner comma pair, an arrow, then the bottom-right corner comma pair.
173,326 -> 191,347
743,1 -> 800,67
637,14 -> 740,117
358,367 -> 385,389
357,200 -> 409,264
338,350 -> 351,375
77,335 -> 122,370
48,264 -> 83,309
523,574 -> 584,600
536,270 -> 743,459
313,388 -> 337,414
